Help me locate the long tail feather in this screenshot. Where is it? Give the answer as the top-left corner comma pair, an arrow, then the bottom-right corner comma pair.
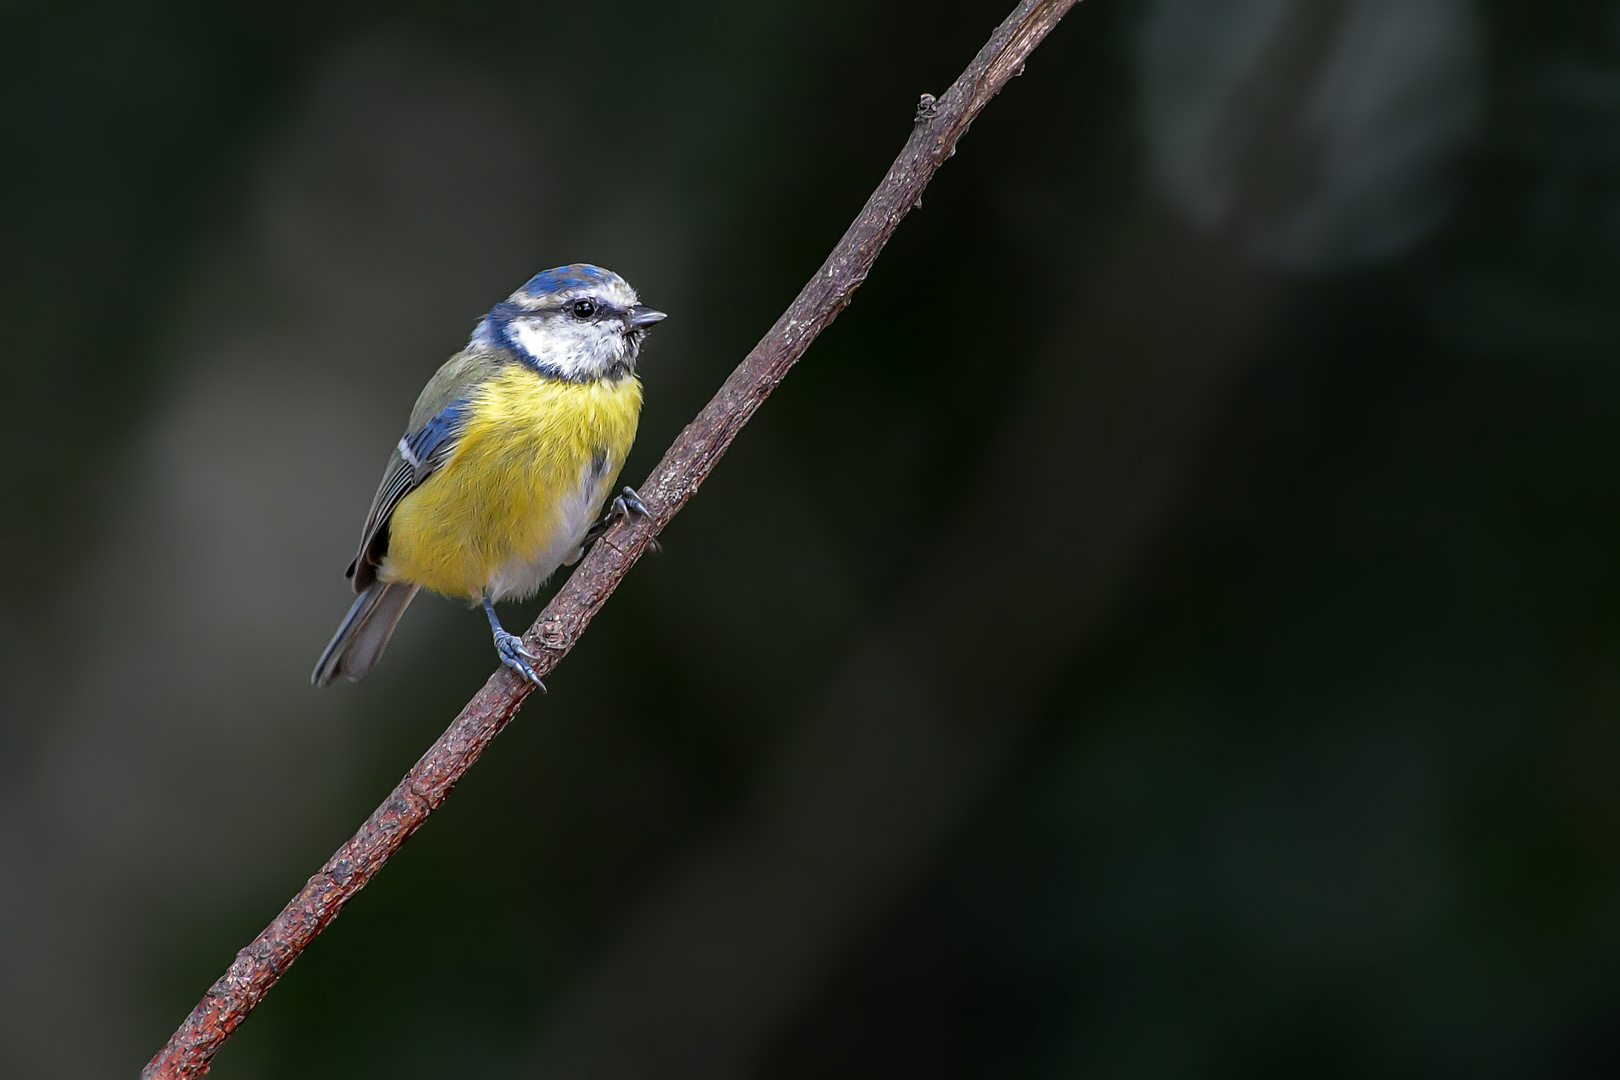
311,581 -> 420,687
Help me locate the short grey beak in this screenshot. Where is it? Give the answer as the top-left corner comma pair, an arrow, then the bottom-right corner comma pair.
627,304 -> 667,328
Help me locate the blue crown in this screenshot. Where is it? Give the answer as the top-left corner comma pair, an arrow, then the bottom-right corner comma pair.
520,264 -> 614,297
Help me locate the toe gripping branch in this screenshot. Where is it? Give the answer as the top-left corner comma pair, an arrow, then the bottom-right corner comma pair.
583,486 -> 661,555
483,596 -> 545,690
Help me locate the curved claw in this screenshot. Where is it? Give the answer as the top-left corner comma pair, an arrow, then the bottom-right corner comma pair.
618,486 -> 653,519
618,487 -> 662,553
581,486 -> 663,555
493,629 -> 546,690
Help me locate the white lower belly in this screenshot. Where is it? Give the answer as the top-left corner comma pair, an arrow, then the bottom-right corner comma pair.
485,464 -> 612,602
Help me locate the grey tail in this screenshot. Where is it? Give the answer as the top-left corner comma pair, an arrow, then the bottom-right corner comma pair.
311,581 -> 420,687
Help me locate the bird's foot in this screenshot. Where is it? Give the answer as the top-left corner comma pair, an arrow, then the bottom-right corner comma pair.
615,486 -> 653,520
482,595 -> 545,689
493,628 -> 546,690
583,486 -> 662,554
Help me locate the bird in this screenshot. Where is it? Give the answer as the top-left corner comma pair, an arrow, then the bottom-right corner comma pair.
312,264 -> 666,689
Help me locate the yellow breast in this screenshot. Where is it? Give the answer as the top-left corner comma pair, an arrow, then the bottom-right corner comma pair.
381,365 -> 643,600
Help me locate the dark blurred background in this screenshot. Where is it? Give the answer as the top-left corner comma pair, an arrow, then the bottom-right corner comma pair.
2,0 -> 1618,1075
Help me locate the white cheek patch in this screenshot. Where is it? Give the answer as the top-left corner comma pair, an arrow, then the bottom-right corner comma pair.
508,317 -> 626,380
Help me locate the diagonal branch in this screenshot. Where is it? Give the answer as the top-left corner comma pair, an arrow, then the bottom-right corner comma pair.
142,2 -> 1081,1076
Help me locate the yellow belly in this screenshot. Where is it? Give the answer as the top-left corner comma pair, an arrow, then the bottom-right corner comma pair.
381,365 -> 642,600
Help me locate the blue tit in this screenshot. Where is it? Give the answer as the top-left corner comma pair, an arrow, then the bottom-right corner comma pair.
312,264 -> 666,688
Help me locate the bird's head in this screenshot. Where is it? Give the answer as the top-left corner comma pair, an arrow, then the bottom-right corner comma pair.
472,264 -> 666,381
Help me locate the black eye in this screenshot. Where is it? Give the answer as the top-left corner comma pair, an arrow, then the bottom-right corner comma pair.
571,299 -> 597,319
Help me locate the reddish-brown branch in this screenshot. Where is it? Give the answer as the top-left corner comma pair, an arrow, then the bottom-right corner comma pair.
141,2 -> 1080,1075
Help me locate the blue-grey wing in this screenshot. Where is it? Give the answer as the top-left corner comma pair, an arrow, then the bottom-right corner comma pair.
346,399 -> 469,590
